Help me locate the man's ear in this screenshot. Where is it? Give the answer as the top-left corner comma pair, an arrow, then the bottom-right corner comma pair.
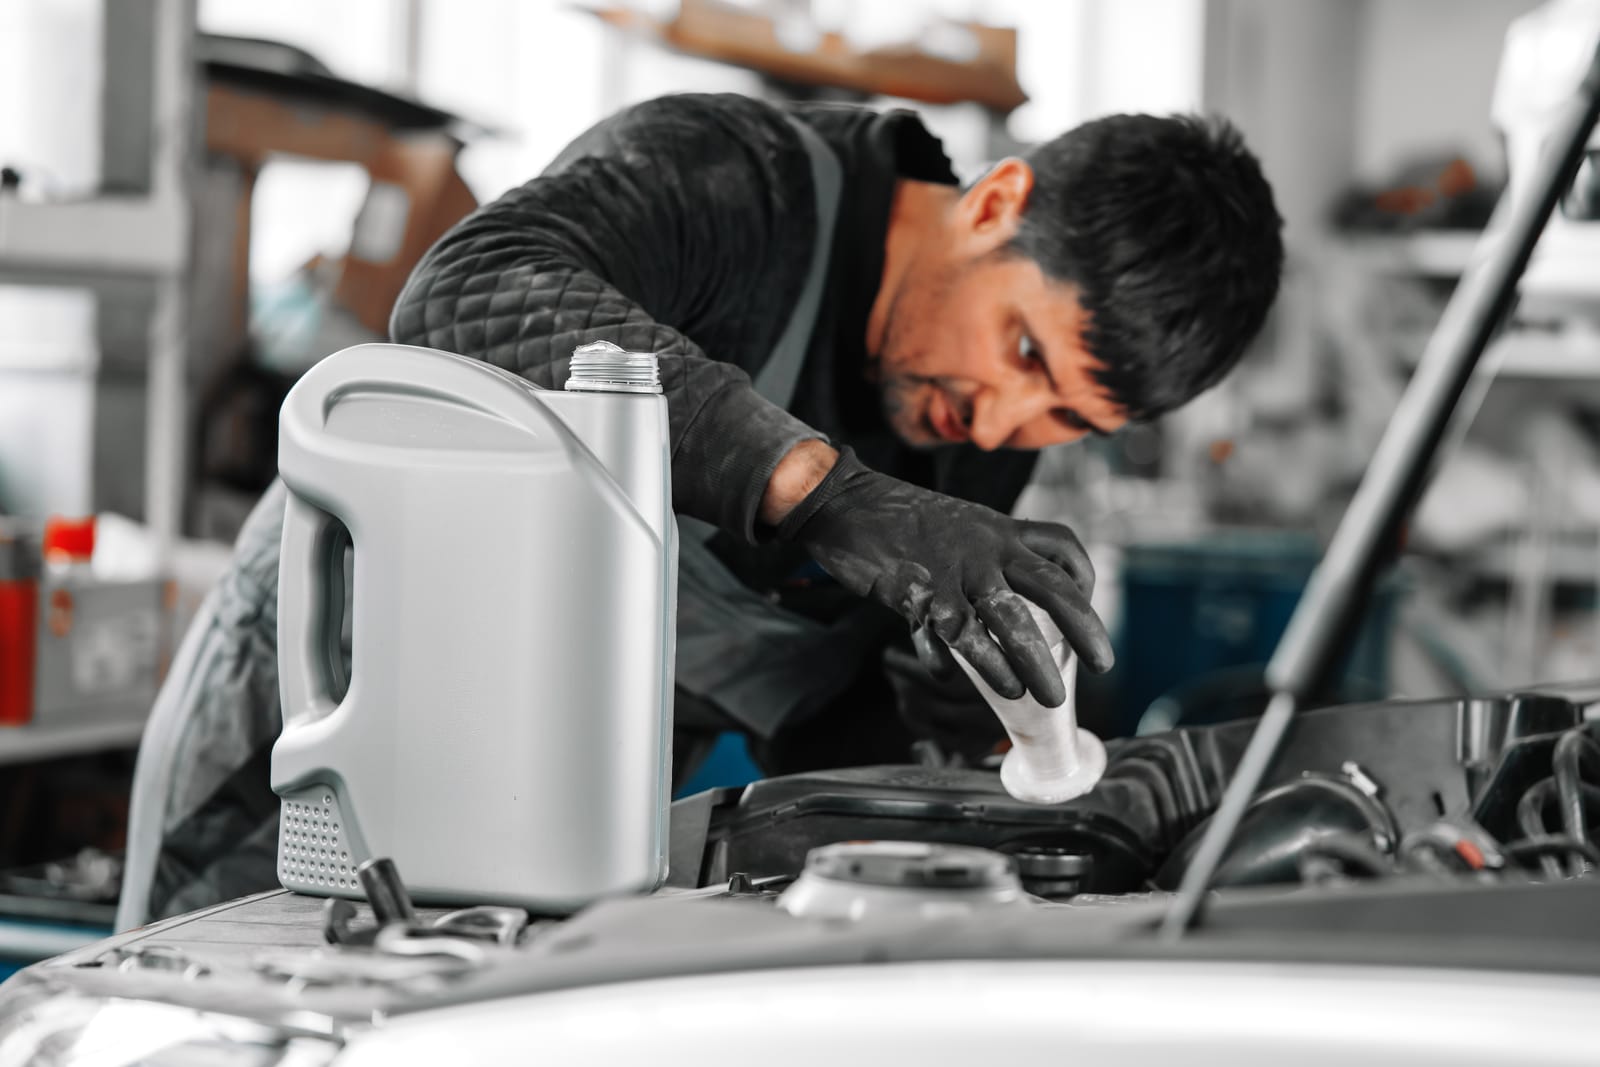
956,158 -> 1034,252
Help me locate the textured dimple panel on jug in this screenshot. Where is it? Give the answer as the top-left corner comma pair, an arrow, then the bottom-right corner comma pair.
277,788 -> 359,896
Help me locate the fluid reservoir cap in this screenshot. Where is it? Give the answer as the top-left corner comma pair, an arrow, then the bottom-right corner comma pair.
778,842 -> 1028,920
566,340 -> 663,394
805,841 -> 1014,888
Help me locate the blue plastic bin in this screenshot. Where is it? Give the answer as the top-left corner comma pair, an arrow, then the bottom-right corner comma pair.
1114,530 -> 1395,734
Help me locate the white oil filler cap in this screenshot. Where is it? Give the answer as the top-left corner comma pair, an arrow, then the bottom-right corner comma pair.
949,601 -> 1107,805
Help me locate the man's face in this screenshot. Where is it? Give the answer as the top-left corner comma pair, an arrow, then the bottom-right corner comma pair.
871,161 -> 1131,451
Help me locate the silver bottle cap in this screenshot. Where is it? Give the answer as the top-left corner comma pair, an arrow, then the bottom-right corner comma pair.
565,341 -> 663,394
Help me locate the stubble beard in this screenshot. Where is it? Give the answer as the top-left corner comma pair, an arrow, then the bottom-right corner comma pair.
871,264 -> 954,449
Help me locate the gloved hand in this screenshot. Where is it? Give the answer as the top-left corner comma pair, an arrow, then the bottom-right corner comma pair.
775,448 -> 1112,707
882,641 -> 1007,762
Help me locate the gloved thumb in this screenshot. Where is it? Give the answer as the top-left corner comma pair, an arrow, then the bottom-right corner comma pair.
911,623 -> 963,682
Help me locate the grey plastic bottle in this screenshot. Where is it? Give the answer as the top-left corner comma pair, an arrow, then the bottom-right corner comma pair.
273,342 -> 676,912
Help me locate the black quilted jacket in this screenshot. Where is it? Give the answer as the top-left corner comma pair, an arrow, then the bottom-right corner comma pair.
137,97 -> 1047,923
390,93 -> 1037,552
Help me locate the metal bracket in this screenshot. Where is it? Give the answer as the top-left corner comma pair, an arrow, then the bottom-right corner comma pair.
321,857 -> 529,953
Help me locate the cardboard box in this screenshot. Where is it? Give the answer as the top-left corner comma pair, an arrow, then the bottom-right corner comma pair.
31,575 -> 172,727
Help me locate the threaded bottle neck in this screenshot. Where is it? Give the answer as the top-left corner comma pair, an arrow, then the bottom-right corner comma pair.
565,341 -> 662,394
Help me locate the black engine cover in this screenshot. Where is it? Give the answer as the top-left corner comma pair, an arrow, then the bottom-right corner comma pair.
668,693 -> 1585,894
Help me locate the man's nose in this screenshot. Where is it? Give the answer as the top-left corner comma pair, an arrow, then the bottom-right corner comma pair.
969,388 -> 1054,451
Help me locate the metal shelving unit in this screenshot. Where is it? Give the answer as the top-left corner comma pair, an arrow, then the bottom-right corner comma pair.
0,0 -> 197,769
0,0 -> 196,556
0,197 -> 187,278
1330,229 -> 1485,279
0,716 -> 152,768
1488,329 -> 1600,381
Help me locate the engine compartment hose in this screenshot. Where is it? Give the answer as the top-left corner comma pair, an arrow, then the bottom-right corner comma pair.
1503,836 -> 1600,871
1552,730 -> 1600,869
1516,775 -> 1600,878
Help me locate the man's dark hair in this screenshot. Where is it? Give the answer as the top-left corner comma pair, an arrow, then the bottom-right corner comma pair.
1009,113 -> 1283,421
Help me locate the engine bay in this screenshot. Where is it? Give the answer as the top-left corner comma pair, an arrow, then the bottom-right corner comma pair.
8,688 -> 1600,1053
671,690 -> 1600,902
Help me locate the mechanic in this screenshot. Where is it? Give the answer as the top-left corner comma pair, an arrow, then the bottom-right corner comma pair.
129,92 -> 1282,921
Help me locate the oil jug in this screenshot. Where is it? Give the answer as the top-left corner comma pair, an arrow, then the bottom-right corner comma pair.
273,342 -> 676,912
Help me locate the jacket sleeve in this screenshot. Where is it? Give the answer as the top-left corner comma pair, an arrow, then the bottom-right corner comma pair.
389,95 -> 824,542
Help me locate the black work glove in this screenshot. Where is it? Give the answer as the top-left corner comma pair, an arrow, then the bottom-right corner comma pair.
775,448 -> 1113,707
882,642 -> 1007,763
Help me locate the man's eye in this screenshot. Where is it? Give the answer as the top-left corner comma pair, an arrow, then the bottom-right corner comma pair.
1018,334 -> 1041,363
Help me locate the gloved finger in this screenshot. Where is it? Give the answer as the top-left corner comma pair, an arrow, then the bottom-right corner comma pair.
974,589 -> 1065,707
1016,521 -> 1096,597
911,623 -> 963,681
934,608 -> 1024,700
1006,560 -> 1115,674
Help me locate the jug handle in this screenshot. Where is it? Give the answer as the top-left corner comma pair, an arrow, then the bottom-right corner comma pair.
279,489 -> 347,728
280,343 -> 581,469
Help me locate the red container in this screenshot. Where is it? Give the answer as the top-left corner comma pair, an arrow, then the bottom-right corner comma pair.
0,528 -> 39,725
0,580 -> 38,725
